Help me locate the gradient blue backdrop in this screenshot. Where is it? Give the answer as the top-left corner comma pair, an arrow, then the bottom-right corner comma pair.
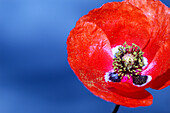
0,0 -> 169,113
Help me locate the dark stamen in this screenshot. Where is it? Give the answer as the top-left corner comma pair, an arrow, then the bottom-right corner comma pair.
132,75 -> 148,85
109,72 -> 121,82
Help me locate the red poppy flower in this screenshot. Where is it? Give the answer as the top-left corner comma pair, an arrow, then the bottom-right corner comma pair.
67,0 -> 170,107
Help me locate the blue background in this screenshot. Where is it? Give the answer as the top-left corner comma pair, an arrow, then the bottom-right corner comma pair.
0,0 -> 169,113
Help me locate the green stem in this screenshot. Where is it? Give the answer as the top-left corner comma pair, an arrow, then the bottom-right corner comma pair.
112,105 -> 120,113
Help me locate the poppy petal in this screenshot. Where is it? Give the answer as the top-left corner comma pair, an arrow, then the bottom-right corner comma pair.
107,87 -> 153,107
148,69 -> 170,90
142,41 -> 170,80
77,2 -> 151,48
86,81 -> 153,107
107,82 -> 146,92
67,21 -> 113,89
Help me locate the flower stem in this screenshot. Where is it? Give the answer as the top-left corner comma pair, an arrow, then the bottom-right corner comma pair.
112,105 -> 120,113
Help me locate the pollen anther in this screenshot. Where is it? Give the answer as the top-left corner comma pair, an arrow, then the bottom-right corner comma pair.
112,42 -> 145,80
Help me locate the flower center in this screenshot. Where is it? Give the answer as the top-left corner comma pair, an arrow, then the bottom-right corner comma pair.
122,53 -> 134,70
113,42 -> 144,79
104,42 -> 152,86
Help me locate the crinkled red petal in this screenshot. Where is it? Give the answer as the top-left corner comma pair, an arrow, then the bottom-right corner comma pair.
88,83 -> 153,107
107,82 -> 146,93
77,2 -> 150,49
147,69 -> 170,90
142,41 -> 170,80
67,21 -> 113,90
